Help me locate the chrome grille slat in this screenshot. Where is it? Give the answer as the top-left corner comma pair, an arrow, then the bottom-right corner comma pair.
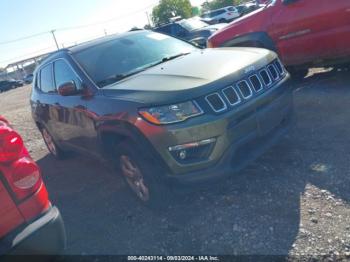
249,74 -> 263,92
274,59 -> 284,75
259,69 -> 272,87
237,80 -> 253,99
204,59 -> 285,113
268,64 -> 279,80
222,86 -> 241,106
205,93 -> 227,113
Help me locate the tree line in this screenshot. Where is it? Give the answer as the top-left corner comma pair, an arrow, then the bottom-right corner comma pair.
151,0 -> 251,26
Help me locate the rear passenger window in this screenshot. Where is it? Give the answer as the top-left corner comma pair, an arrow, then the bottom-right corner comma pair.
40,64 -> 55,93
54,60 -> 81,89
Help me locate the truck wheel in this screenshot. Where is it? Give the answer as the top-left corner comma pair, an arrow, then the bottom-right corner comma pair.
287,67 -> 309,81
40,127 -> 66,159
115,141 -> 173,209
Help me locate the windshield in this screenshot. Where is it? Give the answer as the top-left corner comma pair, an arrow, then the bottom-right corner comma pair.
178,19 -> 208,31
73,32 -> 196,87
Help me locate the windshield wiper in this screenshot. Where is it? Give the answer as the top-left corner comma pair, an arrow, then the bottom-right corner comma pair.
97,70 -> 144,87
148,52 -> 191,68
98,53 -> 190,87
162,52 -> 190,62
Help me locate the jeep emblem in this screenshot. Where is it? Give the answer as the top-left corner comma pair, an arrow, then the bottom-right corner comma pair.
244,66 -> 255,74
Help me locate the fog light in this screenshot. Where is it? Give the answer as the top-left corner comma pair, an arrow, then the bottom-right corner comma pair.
179,150 -> 187,160
168,138 -> 216,164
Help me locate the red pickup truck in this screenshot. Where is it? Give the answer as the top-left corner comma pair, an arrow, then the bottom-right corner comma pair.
0,116 -> 65,255
208,0 -> 350,78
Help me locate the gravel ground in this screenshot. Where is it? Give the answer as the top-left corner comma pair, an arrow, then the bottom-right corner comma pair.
0,68 -> 350,259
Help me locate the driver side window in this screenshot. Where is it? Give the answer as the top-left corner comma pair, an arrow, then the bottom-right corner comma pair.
54,60 -> 81,90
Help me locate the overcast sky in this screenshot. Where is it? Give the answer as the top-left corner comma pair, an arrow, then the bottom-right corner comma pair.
0,0 -> 206,68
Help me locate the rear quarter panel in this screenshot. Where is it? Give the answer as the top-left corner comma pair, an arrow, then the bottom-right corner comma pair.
0,179 -> 24,238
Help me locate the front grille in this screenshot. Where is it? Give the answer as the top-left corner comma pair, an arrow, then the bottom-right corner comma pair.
222,86 -> 241,106
203,59 -> 286,114
249,74 -> 263,92
237,80 -> 252,99
268,64 -> 279,80
274,59 -> 284,75
259,69 -> 272,86
205,93 -> 227,112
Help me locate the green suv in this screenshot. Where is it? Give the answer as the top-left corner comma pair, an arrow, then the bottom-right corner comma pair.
31,31 -> 294,206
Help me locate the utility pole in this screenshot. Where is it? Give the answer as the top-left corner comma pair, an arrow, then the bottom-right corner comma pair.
146,11 -> 152,27
51,30 -> 59,50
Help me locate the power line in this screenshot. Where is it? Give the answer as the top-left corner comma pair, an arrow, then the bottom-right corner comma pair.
0,31 -> 49,45
56,2 -> 157,32
0,2 -> 157,46
0,46 -> 56,64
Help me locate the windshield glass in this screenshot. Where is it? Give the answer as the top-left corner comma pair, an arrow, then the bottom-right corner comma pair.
73,32 -> 196,87
178,19 -> 208,31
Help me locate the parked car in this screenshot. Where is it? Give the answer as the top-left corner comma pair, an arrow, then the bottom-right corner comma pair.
236,3 -> 264,17
31,30 -> 294,207
0,116 -> 65,255
9,79 -> 24,88
154,18 -> 227,47
207,0 -> 350,79
23,74 -> 34,84
0,81 -> 16,93
201,6 -> 240,24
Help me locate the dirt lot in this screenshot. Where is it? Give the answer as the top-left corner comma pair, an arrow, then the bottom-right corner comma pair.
1,68 -> 350,258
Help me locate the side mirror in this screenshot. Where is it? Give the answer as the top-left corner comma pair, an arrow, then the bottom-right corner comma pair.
58,81 -> 79,96
282,0 -> 298,5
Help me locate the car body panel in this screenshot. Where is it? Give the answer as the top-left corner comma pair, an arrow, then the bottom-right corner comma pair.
0,116 -> 65,255
0,181 -> 24,238
31,31 -> 293,183
153,20 -> 227,47
208,0 -> 350,67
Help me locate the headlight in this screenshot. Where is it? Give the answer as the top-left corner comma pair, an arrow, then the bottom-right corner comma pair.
139,101 -> 203,125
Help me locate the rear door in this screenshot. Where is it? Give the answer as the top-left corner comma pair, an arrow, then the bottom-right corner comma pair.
269,0 -> 349,66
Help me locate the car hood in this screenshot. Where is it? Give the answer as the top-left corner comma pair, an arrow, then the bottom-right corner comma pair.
103,48 -> 275,104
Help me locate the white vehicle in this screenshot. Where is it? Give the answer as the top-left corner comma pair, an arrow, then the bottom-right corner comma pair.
200,6 -> 240,24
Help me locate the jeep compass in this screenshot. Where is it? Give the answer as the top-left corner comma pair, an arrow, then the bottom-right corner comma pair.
30,30 -> 294,206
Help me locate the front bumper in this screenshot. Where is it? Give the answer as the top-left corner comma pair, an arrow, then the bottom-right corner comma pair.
1,206 -> 66,256
142,75 -> 294,183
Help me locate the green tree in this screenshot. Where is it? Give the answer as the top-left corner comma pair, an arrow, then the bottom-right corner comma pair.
152,0 -> 193,26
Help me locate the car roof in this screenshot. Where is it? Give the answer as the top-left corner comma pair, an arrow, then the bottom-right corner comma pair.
207,6 -> 233,12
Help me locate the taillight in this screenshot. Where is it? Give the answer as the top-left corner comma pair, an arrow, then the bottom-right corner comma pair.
9,158 -> 42,201
0,126 -> 24,163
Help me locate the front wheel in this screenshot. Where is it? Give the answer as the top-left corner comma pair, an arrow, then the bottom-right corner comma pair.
115,141 -> 173,208
40,127 -> 66,159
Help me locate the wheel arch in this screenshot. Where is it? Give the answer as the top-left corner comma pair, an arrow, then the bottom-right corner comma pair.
220,31 -> 277,52
98,122 -> 170,174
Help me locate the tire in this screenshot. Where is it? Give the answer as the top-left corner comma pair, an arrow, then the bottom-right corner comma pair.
219,18 -> 227,23
115,141 -> 173,209
287,67 -> 309,81
40,127 -> 66,159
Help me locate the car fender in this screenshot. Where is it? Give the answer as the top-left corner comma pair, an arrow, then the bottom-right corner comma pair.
220,31 -> 277,52
97,121 -> 170,174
